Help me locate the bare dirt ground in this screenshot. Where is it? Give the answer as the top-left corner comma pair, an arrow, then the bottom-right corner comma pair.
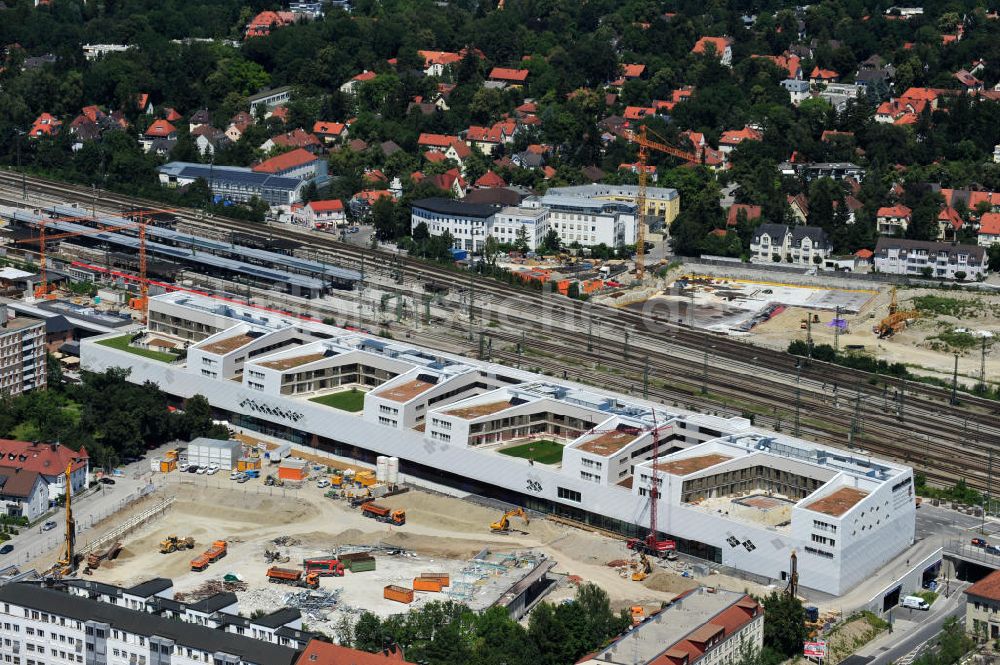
43,473 -> 775,631
750,287 -> 1000,388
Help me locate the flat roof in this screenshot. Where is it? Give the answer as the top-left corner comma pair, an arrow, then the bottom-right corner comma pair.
259,352 -> 326,371
200,333 -> 255,355
376,379 -> 435,402
445,400 -> 513,419
412,198 -> 497,218
660,454 -> 732,476
578,427 -> 639,456
804,486 -> 869,516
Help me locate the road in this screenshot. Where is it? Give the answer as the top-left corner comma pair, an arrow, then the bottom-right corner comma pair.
0,456 -> 160,571
864,583 -> 968,665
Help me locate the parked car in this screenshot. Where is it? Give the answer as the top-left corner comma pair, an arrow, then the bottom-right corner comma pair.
178,463 -> 190,472
237,475 -> 249,484
0,544 -> 13,555
99,477 -> 116,485
206,467 -> 218,475
42,520 -> 57,531
187,465 -> 200,474
317,478 -> 330,488
972,537 -> 987,548
196,466 -> 207,474
986,544 -> 1000,556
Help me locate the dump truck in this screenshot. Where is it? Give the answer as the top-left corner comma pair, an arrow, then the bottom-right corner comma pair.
361,502 -> 405,525
266,566 -> 319,589
159,536 -> 195,554
303,558 -> 345,577
191,540 -> 227,572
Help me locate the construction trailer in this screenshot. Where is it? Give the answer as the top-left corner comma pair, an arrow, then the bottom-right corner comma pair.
187,438 -> 241,471
277,458 -> 308,481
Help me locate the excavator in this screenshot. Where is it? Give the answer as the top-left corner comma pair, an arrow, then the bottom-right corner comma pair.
159,536 -> 195,554
630,552 -> 653,582
491,508 -> 529,533
875,287 -> 919,338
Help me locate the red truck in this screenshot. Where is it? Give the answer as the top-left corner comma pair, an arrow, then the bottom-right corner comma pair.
303,558 -> 345,577
191,540 -> 227,572
267,566 -> 319,589
361,502 -> 406,525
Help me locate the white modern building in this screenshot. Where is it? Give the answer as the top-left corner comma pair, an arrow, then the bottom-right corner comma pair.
873,238 -> 988,280
493,206 -> 550,250
410,198 -> 498,253
80,293 -> 916,596
524,194 -> 638,247
545,184 -> 681,227
186,438 -> 242,470
0,578 -> 309,665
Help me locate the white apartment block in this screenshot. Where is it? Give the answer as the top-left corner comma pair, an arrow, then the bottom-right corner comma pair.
873,238 -> 988,279
410,198 -> 497,253
750,224 -> 833,265
524,194 -> 638,248
0,305 -> 46,397
79,293 -> 916,595
545,184 -> 681,227
492,206 -> 550,250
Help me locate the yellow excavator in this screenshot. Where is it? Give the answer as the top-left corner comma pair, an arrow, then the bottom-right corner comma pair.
876,287 -> 919,338
491,508 -> 529,533
631,552 -> 652,581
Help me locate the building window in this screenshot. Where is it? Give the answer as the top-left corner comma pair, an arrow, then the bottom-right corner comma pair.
557,487 -> 581,502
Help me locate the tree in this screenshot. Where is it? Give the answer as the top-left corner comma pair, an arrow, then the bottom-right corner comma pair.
987,244 -> 1000,272
539,229 -> 561,254
761,592 -> 807,658
483,235 -> 500,265
514,225 -> 530,253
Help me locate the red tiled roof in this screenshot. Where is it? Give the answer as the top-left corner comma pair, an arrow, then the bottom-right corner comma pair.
980,212 -> 1000,236
307,199 -> 344,213
144,119 -> 177,138
475,170 -> 507,188
624,106 -> 656,120
489,67 -> 529,82
938,206 -> 964,230
854,248 -> 874,259
353,71 -> 377,83
296,640 -> 414,665
727,204 -> 762,227
29,113 -> 61,137
622,63 -> 646,78
901,87 -> 939,102
753,53 -> 801,79
82,105 -> 103,123
251,148 -> 318,174
692,36 -> 731,55
164,108 -> 183,122
418,133 -> 458,148
967,570 -> 1000,600
353,190 -> 393,204
0,440 -> 88,477
271,128 -> 320,149
424,150 -> 447,164
0,468 -> 42,499
877,205 -> 912,218
417,50 -> 462,67
313,121 -> 345,136
720,126 -> 762,146
810,66 -> 839,79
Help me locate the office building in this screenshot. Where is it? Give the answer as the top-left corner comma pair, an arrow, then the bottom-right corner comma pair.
0,305 -> 46,397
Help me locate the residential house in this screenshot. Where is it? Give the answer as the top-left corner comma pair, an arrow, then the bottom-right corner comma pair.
753,53 -> 802,79
225,111 -> 254,143
350,190 -> 394,218
818,83 -> 865,113
855,54 -> 895,99
313,121 -> 346,145
979,213 -> 1000,247
251,148 -> 328,181
941,188 -> 1000,214
937,207 -> 964,241
141,119 -> 178,153
260,128 -> 322,154
380,141 -> 403,158
340,71 -> 377,96
779,161 -> 865,181
487,67 -> 529,87
444,140 -> 472,172
429,169 -> 467,198
0,468 -> 48,520
188,109 -> 212,132
136,92 -> 153,114
809,67 -> 840,85
836,196 -> 863,225
293,199 -> 345,229
691,37 -> 733,66
621,63 -> 646,80
0,439 -> 89,500
954,69 -> 983,93
874,238 -> 987,279
475,171 -> 507,189
191,126 -> 229,157
619,162 -> 658,182
964,569 -> 1000,639
876,205 -> 912,234
245,10 -> 296,38
719,126 -> 762,156
788,194 -> 809,224
726,204 -> 762,227
782,79 -> 811,105
28,112 -> 61,138
417,50 -> 462,76
295,640 -> 414,665
899,87 -> 940,110
750,224 -> 832,265
418,133 -> 460,151
875,98 -> 927,124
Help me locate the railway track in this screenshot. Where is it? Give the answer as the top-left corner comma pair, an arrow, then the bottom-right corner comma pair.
1,171 -> 998,490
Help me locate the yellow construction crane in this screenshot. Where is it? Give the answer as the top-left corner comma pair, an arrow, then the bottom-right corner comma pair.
624,125 -> 699,281
876,287 -> 919,338
54,462 -> 76,576
490,507 -> 529,533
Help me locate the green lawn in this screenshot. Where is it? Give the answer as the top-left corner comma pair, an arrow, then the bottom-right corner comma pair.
96,336 -> 177,362
499,440 -> 564,465
310,389 -> 366,412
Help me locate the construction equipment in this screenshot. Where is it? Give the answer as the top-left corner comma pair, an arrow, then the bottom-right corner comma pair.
785,550 -> 799,598
348,488 -> 373,507
191,540 -> 227,572
303,558 -> 345,577
264,549 -> 290,564
266,566 -> 319,589
361,502 -> 405,525
159,536 -> 195,554
625,413 -> 677,558
630,552 -> 653,581
490,507 -> 529,533
53,462 -> 77,576
84,541 -> 122,572
630,606 -> 645,625
264,474 -> 284,487
624,125 -> 699,281
876,286 -> 919,338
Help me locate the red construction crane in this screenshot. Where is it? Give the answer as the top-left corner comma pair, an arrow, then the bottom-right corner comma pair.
624,125 -> 699,281
580,417 -> 677,556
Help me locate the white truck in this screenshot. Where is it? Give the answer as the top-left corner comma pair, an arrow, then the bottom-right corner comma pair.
901,595 -> 930,610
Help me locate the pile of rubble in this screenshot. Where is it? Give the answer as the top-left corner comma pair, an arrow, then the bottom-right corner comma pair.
174,578 -> 248,602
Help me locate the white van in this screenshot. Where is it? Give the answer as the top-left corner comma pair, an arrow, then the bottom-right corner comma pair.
901,595 -> 930,610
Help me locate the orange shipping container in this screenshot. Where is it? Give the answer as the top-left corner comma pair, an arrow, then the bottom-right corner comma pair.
384,585 -> 414,604
420,573 -> 450,587
278,466 -> 307,481
237,458 -> 261,471
413,577 -> 442,592
160,459 -> 177,473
